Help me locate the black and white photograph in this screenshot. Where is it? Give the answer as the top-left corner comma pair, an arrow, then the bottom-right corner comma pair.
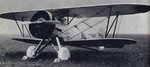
0,0 -> 150,67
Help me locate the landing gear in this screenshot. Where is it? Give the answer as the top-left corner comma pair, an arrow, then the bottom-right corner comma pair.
22,46 -> 36,60
53,47 -> 70,63
58,47 -> 70,60
53,37 -> 71,63
22,39 -> 50,60
26,46 -> 36,58
22,37 -> 71,62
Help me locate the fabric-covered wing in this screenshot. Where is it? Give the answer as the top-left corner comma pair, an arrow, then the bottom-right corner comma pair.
56,4 -> 150,17
62,38 -> 136,48
0,4 -> 150,21
13,37 -> 42,44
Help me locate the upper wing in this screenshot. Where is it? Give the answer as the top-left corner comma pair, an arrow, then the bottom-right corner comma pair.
0,4 -> 150,21
62,38 -> 136,48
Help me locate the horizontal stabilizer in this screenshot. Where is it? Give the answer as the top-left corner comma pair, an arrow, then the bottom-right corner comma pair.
12,37 -> 42,44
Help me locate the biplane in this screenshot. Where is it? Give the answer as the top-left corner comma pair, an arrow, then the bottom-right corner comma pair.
0,2 -> 150,62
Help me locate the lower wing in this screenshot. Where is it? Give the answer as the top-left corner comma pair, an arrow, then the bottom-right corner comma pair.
13,37 -> 42,44
62,38 -> 136,48
13,37 -> 136,48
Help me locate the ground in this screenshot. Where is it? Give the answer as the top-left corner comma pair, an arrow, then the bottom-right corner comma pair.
0,34 -> 149,67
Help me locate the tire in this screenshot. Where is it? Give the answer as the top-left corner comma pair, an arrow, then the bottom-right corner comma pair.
58,47 -> 71,60
26,46 -> 36,58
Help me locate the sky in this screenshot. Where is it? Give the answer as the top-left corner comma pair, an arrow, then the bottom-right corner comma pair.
0,0 -> 150,35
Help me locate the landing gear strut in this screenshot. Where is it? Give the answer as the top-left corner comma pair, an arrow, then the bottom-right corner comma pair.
22,39 -> 50,60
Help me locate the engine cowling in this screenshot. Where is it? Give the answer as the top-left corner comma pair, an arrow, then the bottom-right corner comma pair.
29,11 -> 55,39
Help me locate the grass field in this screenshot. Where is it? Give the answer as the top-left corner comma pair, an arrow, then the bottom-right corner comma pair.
0,34 -> 149,67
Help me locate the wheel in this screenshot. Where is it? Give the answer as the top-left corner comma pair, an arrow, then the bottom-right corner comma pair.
26,46 -> 36,58
58,47 -> 71,60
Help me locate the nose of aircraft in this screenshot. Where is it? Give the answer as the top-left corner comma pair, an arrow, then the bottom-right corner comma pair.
29,22 -> 55,39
